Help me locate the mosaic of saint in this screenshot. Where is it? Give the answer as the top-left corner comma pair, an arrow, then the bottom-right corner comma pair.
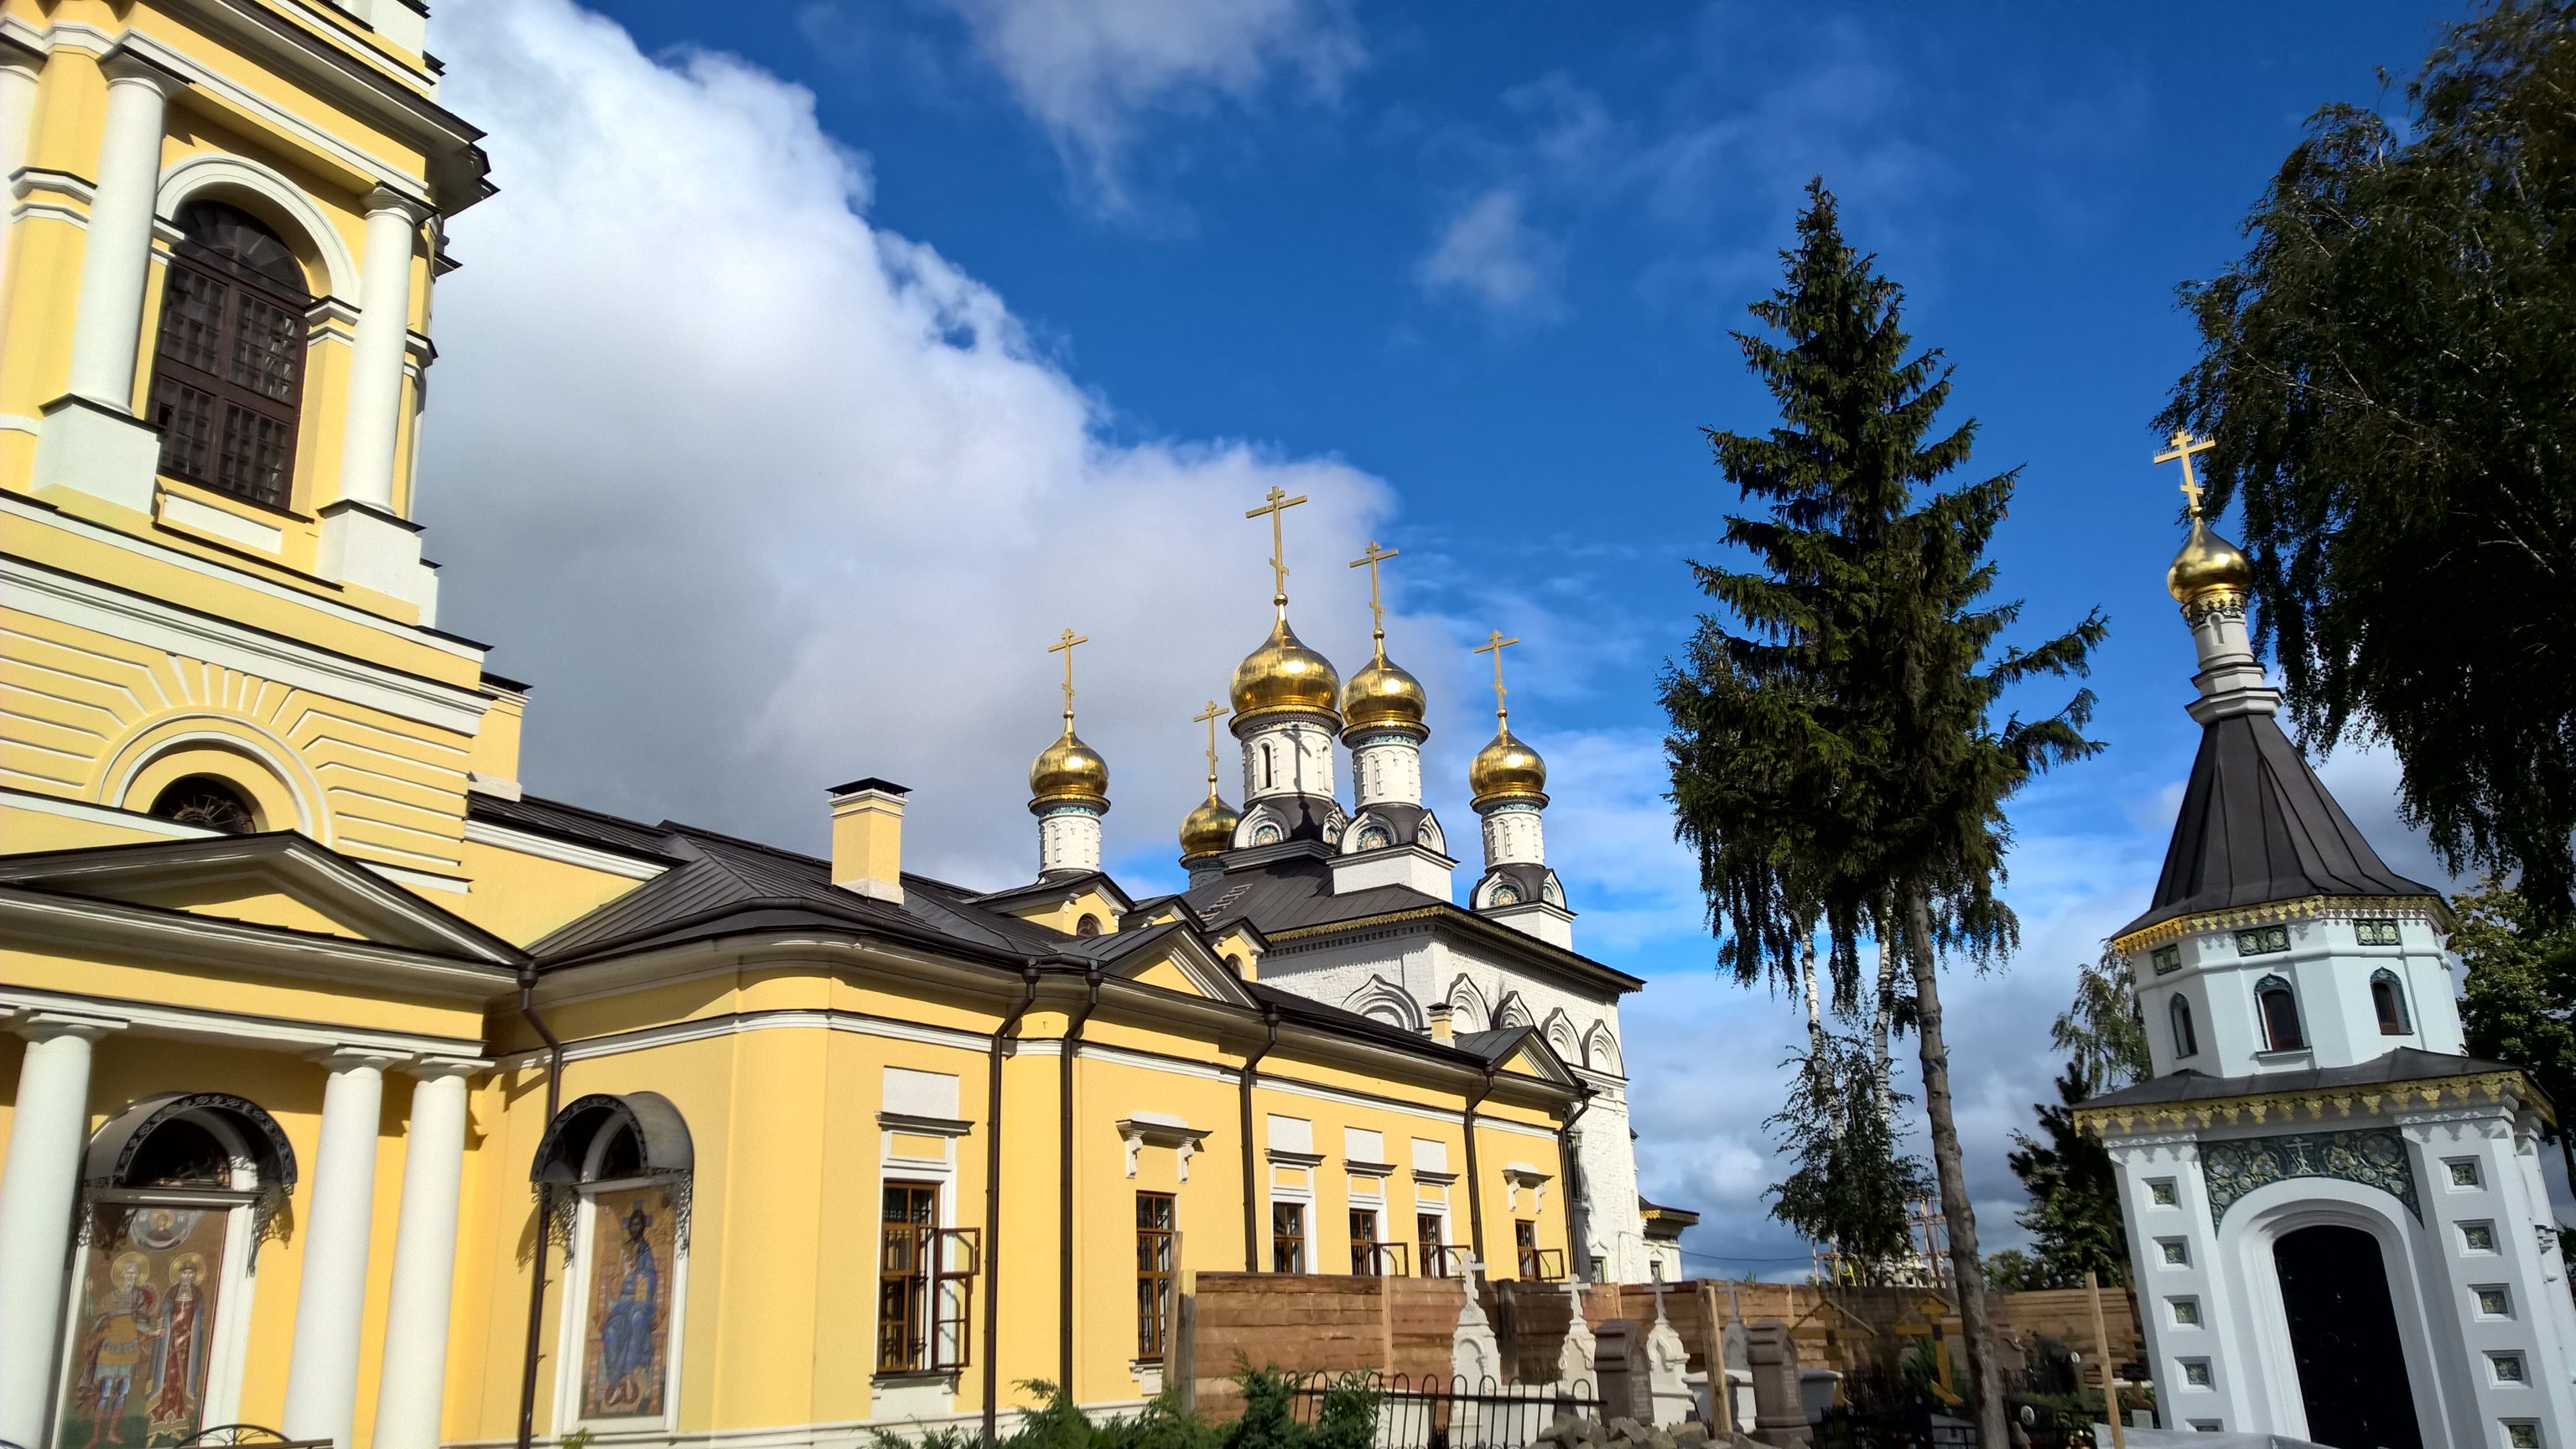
56,1206 -> 231,1449
579,1186 -> 678,1420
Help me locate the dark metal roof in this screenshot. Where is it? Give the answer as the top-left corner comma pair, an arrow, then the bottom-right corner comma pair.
466,792 -> 682,864
2080,1047 -> 2528,1111
2115,712 -> 2438,943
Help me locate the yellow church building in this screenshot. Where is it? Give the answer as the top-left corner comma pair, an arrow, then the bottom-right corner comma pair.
0,6 -> 1646,1449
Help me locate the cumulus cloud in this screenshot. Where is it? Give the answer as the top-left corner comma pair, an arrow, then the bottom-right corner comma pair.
421,0 -> 1413,888
937,0 -> 1363,207
1417,187 -> 1558,316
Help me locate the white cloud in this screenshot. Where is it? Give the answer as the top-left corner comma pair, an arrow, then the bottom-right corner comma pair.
1417,187 -> 1558,316
938,0 -> 1363,206
421,0 -> 1415,888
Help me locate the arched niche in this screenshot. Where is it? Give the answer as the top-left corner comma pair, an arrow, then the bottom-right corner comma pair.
156,152 -> 361,300
99,713 -> 326,843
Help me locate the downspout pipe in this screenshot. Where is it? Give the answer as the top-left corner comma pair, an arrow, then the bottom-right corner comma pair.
1239,1006 -> 1280,1270
1059,968 -> 1102,1395
1555,1085 -> 1593,1281
1462,1066 -> 1495,1270
514,969 -> 565,1449
983,967 -> 1042,1443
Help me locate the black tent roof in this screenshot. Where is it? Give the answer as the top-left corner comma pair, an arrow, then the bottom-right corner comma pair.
2115,711 -> 2437,944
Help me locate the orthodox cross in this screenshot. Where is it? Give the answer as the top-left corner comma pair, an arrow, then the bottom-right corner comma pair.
1348,541 -> 1400,656
1245,486 -> 1309,605
1193,699 -> 1228,783
1473,630 -> 1519,721
2155,428 -> 2216,518
1047,628 -> 1088,721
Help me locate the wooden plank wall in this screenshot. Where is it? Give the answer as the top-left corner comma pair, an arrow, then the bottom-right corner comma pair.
1186,1273 -> 1468,1419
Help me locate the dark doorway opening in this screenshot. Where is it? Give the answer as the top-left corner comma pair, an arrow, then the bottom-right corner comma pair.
2273,1223 -> 2423,1448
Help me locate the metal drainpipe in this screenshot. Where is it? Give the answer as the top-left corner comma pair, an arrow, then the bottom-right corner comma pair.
982,966 -> 1042,1442
514,969 -> 565,1449
1555,1085 -> 1592,1281
1058,968 -> 1102,1395
1238,1006 -> 1280,1270
1462,1066 -> 1495,1270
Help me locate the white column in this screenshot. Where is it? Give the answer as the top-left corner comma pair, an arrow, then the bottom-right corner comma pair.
283,1050 -> 397,1449
0,1014 -> 121,1449
62,53 -> 183,412
336,188 -> 428,512
369,1065 -> 472,1449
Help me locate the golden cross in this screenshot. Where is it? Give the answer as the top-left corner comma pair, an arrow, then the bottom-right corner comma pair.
1244,486 -> 1309,605
1046,628 -> 1088,720
2155,428 -> 2217,518
1472,629 -> 1519,721
1193,699 -> 1229,784
1348,541 -> 1400,656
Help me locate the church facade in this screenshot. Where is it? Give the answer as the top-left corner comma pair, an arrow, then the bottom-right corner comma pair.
0,7 -> 1656,1449
2081,449 -> 2576,1446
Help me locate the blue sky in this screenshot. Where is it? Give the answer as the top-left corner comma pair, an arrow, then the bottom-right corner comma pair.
418,0 -> 2539,1277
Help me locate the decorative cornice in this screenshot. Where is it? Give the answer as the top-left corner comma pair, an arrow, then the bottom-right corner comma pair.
2110,892 -> 2450,956
2076,1068 -> 2548,1138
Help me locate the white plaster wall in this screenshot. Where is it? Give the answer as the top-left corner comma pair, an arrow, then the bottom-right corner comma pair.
1481,803 -> 1544,868
2129,915 -> 2459,1079
1241,719 -> 1337,803
1351,736 -> 1423,808
1037,808 -> 1101,875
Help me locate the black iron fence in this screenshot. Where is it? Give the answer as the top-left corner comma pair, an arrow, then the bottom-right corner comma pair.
1286,1372 -> 1604,1449
1811,1405 -> 1977,1449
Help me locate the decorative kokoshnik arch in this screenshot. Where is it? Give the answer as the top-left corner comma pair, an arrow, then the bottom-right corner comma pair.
83,1092 -> 299,1253
531,1092 -> 696,1248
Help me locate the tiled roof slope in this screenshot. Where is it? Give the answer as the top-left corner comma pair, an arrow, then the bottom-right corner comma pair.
2116,713 -> 2438,943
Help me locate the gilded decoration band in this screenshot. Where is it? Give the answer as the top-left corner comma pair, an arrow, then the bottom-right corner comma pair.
2109,891 -> 2450,956
2200,1127 -> 2418,1223
2073,1069 -> 2549,1139
2179,590 -> 2246,625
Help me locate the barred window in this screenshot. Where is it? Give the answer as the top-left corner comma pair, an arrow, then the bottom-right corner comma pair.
148,201 -> 309,508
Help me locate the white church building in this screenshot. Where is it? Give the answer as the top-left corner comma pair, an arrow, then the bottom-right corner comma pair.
2080,463 -> 2576,1447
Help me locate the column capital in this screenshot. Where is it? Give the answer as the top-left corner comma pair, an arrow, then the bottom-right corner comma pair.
402,1056 -> 487,1081
96,44 -> 190,97
0,30 -> 44,75
12,1009 -> 126,1043
311,1046 -> 408,1073
359,184 -> 436,225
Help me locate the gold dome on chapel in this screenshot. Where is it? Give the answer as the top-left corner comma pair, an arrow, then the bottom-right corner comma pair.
1028,722 -> 1110,812
1468,722 -> 1548,809
1229,617 -> 1342,724
1179,792 -> 1241,860
2166,518 -> 2253,607
1341,649 -> 1428,737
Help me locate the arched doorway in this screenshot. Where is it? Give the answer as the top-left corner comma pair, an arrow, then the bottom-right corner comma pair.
2273,1223 -> 2422,1448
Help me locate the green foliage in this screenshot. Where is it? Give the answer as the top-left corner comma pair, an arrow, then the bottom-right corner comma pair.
1981,1248 -> 2042,1293
2051,951 -> 2151,1096
864,1369 -> 1362,1449
1766,1031 -> 1932,1267
2007,1064 -> 2130,1289
2456,878 -> 2576,1189
2158,0 -> 2576,916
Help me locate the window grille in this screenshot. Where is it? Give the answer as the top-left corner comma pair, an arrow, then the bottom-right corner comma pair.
147,202 -> 310,508
2234,924 -> 2290,956
2150,943 -> 2181,975
2354,918 -> 2402,946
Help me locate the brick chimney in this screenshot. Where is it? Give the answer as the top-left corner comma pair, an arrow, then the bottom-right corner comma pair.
828,778 -> 907,905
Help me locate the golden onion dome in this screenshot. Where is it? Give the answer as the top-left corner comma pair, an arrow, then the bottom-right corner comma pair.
2167,518 -> 2253,608
1468,720 -> 1548,809
1229,616 -> 1341,724
1179,790 -> 1241,860
1341,647 -> 1428,739
1028,719 -> 1110,812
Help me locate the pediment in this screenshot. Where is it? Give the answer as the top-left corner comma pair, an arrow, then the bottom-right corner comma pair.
0,833 -> 522,963
1109,932 -> 1256,1006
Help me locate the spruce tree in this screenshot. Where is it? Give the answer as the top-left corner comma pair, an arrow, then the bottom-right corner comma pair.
1667,180 -> 2106,1446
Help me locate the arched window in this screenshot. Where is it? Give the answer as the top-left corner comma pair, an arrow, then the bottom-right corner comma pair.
2371,969 -> 2412,1035
1260,743 -> 1275,790
150,774 -> 258,834
1251,822 -> 1283,846
2169,995 -> 2198,1059
1488,879 -> 1521,907
1075,912 -> 1102,937
148,201 -> 312,508
1356,823 -> 1392,851
2256,974 -> 2304,1052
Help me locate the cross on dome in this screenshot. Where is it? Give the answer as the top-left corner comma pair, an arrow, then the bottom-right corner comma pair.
1193,699 -> 1228,784
1349,541 -> 1400,658
1047,627 -> 1089,722
1473,629 -> 1520,724
1245,486 -> 1309,611
2155,428 -> 2217,518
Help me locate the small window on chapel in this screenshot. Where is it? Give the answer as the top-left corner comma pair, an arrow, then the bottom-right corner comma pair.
2255,975 -> 2303,1051
2371,970 -> 2412,1035
148,201 -> 312,509
2150,943 -> 2182,975
2234,924 -> 2290,956
149,776 -> 257,834
2169,996 -> 2199,1059
2355,918 -> 2402,946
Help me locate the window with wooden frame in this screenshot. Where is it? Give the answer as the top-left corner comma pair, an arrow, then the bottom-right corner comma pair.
2371,969 -> 2413,1035
1349,1208 -> 1379,1275
1270,1202 -> 1305,1274
1136,1192 -> 1176,1360
1416,1213 -> 1444,1278
147,201 -> 311,509
878,1182 -> 975,1374
2255,974 -> 2304,1052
